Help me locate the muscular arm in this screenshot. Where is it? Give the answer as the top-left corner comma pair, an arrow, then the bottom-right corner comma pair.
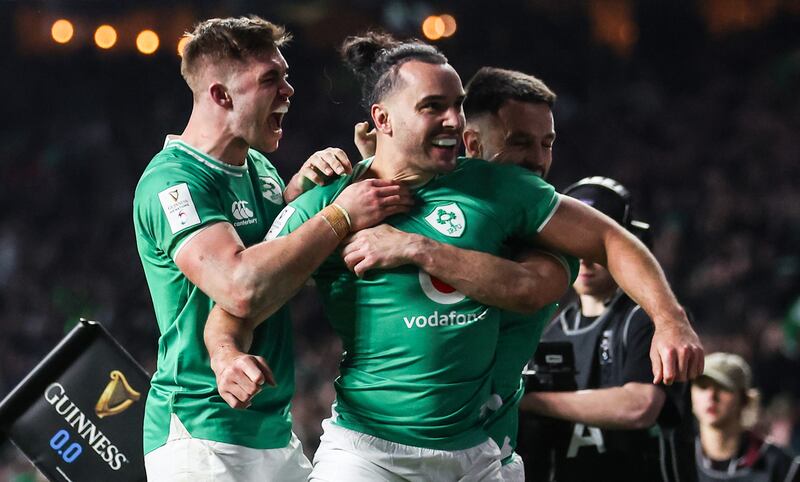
176,215 -> 341,321
407,237 -> 570,313
341,225 -> 571,313
196,179 -> 413,408
537,196 -> 703,383
178,179 -> 411,321
519,383 -> 666,430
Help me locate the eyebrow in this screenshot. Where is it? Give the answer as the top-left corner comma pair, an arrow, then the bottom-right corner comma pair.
507,131 -> 556,140
258,66 -> 288,81
415,94 -> 466,109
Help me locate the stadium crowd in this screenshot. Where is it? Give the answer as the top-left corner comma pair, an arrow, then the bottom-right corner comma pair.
1,1 -> 799,477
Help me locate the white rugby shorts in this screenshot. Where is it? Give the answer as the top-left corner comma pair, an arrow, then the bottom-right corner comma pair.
310,417 -> 502,481
144,413 -> 312,482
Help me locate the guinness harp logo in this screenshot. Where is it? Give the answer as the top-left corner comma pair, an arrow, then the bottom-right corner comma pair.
95,370 -> 141,418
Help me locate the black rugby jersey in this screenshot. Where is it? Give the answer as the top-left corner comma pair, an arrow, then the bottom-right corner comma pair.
519,293 -> 696,482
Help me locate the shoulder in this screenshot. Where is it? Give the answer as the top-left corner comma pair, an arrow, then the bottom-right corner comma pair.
247,149 -> 281,177
136,147 -> 213,195
542,301 -> 577,338
761,437 -> 798,464
453,157 -> 551,188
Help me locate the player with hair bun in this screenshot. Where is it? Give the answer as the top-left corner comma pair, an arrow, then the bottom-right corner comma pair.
205,31 -> 703,481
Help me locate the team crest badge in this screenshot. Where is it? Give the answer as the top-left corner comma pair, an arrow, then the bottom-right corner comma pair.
424,202 -> 466,238
260,176 -> 283,205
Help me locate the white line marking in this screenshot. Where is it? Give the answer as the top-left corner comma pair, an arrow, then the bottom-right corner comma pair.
56,466 -> 74,482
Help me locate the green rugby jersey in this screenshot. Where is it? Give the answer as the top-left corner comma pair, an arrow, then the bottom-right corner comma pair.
133,139 -> 294,454
269,157 -> 560,450
486,254 -> 579,463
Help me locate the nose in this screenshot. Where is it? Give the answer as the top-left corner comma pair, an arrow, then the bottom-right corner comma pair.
280,78 -> 295,99
442,106 -> 465,132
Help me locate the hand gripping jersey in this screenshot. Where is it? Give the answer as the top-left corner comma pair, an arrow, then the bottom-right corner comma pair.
269,157 -> 560,451
133,139 -> 294,454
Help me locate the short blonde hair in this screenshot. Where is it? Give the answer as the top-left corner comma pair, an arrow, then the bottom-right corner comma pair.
180,16 -> 291,90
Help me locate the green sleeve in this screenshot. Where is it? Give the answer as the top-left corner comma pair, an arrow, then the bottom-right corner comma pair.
545,252 -> 580,285
264,181 -> 339,240
493,164 -> 560,240
134,161 -> 229,259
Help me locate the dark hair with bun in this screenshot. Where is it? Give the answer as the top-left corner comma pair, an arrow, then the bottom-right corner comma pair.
340,31 -> 448,110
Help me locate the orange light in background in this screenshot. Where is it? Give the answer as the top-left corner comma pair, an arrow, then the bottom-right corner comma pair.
422,15 -> 446,40
440,14 -> 457,37
51,19 -> 74,44
94,25 -> 117,49
136,30 -> 160,54
588,0 -> 636,57
177,36 -> 191,57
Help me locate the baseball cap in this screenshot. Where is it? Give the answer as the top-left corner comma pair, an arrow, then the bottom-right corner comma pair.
700,352 -> 752,392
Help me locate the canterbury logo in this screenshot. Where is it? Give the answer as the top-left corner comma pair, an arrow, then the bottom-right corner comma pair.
231,200 -> 254,220
95,370 -> 141,418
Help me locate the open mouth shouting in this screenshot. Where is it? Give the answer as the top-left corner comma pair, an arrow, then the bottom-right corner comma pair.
268,103 -> 289,135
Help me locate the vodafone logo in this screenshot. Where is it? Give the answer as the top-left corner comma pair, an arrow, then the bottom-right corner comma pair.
418,270 -> 465,304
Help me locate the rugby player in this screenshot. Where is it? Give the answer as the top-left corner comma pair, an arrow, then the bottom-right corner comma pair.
133,17 -> 412,481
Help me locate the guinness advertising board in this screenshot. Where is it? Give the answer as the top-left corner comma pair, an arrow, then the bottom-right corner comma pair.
0,319 -> 149,481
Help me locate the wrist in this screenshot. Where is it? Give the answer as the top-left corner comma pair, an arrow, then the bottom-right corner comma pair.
652,305 -> 688,328
319,204 -> 351,240
209,345 -> 240,374
405,234 -> 433,268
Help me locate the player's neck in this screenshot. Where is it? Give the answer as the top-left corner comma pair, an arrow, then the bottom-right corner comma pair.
699,422 -> 743,461
180,108 -> 249,166
371,144 -> 434,187
578,292 -> 614,317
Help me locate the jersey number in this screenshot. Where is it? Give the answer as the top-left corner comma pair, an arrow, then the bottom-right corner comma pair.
567,423 -> 606,458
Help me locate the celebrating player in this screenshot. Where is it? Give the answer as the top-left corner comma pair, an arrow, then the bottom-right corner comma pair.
133,17 -> 413,481
205,32 -> 702,480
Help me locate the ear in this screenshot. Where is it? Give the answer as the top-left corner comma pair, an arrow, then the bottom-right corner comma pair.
209,83 -> 232,109
371,104 -> 392,135
463,128 -> 482,158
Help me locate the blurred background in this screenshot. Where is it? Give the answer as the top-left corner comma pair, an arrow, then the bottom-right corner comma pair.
1,0 -> 799,478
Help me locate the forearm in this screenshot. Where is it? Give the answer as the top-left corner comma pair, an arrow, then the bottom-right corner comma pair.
540,197 -> 685,329
282,174 -> 314,203
408,235 -> 566,313
282,175 -> 303,203
179,219 -> 336,320
602,229 -> 686,328
205,306 -> 257,372
520,383 -> 664,430
232,215 -> 340,320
